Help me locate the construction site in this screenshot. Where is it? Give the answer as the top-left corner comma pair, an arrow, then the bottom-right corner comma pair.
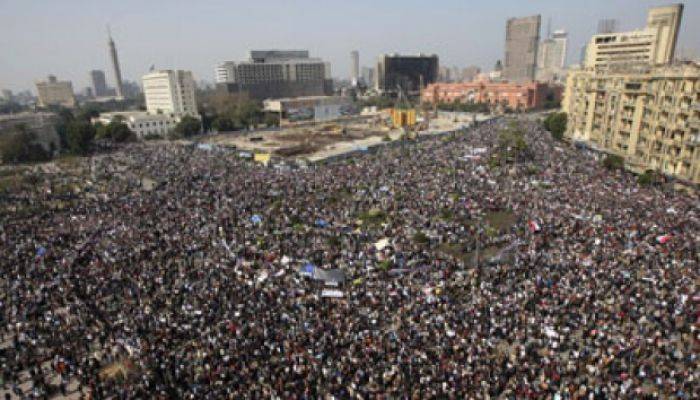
204,107 -> 490,163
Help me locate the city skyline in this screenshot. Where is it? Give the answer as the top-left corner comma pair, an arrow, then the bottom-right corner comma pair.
1,0 -> 699,92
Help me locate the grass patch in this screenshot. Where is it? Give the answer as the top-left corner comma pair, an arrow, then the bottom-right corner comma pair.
483,210 -> 517,231
412,231 -> 429,244
358,208 -> 387,225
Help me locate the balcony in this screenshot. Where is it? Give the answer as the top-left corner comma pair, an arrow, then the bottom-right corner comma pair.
624,83 -> 644,94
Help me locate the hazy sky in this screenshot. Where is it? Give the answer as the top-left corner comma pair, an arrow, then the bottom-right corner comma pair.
1,0 -> 698,93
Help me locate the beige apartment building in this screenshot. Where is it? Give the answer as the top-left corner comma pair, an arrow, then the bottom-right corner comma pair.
563,62 -> 700,183
35,75 -> 76,108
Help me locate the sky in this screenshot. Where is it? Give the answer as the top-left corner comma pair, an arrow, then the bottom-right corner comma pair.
1,0 -> 698,93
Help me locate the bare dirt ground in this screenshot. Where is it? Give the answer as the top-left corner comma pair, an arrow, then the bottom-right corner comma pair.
203,112 -> 489,162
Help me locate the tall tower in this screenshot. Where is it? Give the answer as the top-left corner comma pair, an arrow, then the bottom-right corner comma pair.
503,15 -> 541,82
108,26 -> 124,98
350,50 -> 360,86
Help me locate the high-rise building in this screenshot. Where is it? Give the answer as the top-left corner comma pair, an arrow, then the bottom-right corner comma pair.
142,70 -> 198,117
350,50 -> 360,86
215,61 -> 236,84
375,53 -> 439,95
35,75 -> 76,108
438,66 -> 452,82
108,29 -> 124,98
216,50 -> 333,100
585,4 -> 683,71
361,66 -> 374,87
90,70 -> 108,97
250,50 -> 309,62
537,30 -> 568,82
121,80 -> 142,99
504,15 -> 541,82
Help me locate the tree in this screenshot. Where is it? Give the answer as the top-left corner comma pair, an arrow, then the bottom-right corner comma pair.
602,154 -> 625,170
543,112 -> 567,141
0,124 -> 51,164
174,116 -> 202,138
212,116 -> 236,132
233,100 -> 261,128
638,169 -> 660,186
54,108 -> 76,150
197,105 -> 216,133
76,106 -> 100,122
97,118 -> 136,143
490,122 -> 532,168
437,101 -> 490,113
263,113 -> 280,128
66,121 -> 95,155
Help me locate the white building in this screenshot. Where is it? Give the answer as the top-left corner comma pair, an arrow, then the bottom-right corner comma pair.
142,70 -> 198,117
215,61 -> 236,84
537,30 -> 568,82
95,111 -> 180,139
93,69 -> 199,139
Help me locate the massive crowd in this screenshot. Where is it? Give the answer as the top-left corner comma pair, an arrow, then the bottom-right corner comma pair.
1,118 -> 698,399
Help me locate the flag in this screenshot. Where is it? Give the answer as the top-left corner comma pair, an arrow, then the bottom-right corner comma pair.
250,215 -> 262,225
528,220 -> 541,233
656,234 -> 672,244
300,263 -> 315,277
36,247 -> 47,258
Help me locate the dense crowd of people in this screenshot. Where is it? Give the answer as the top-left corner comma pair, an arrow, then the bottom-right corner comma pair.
1,118 -> 698,399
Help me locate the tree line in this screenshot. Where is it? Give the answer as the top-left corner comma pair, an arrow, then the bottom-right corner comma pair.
0,105 -> 202,165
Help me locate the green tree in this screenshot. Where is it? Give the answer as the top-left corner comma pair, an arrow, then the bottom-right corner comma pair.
602,154 -> 625,170
198,106 -> 215,133
66,121 -> 95,155
544,112 -> 567,141
492,122 -> 532,167
0,124 -> 51,164
263,113 -> 280,128
96,118 -> 136,143
234,100 -> 261,128
212,116 -> 236,132
54,108 -> 76,150
438,102 -> 490,113
638,169 -> 660,186
174,116 -> 201,138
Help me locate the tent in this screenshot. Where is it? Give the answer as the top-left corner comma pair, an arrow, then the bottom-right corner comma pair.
298,264 -> 346,285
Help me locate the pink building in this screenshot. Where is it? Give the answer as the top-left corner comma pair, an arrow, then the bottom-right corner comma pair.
422,81 -> 562,111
